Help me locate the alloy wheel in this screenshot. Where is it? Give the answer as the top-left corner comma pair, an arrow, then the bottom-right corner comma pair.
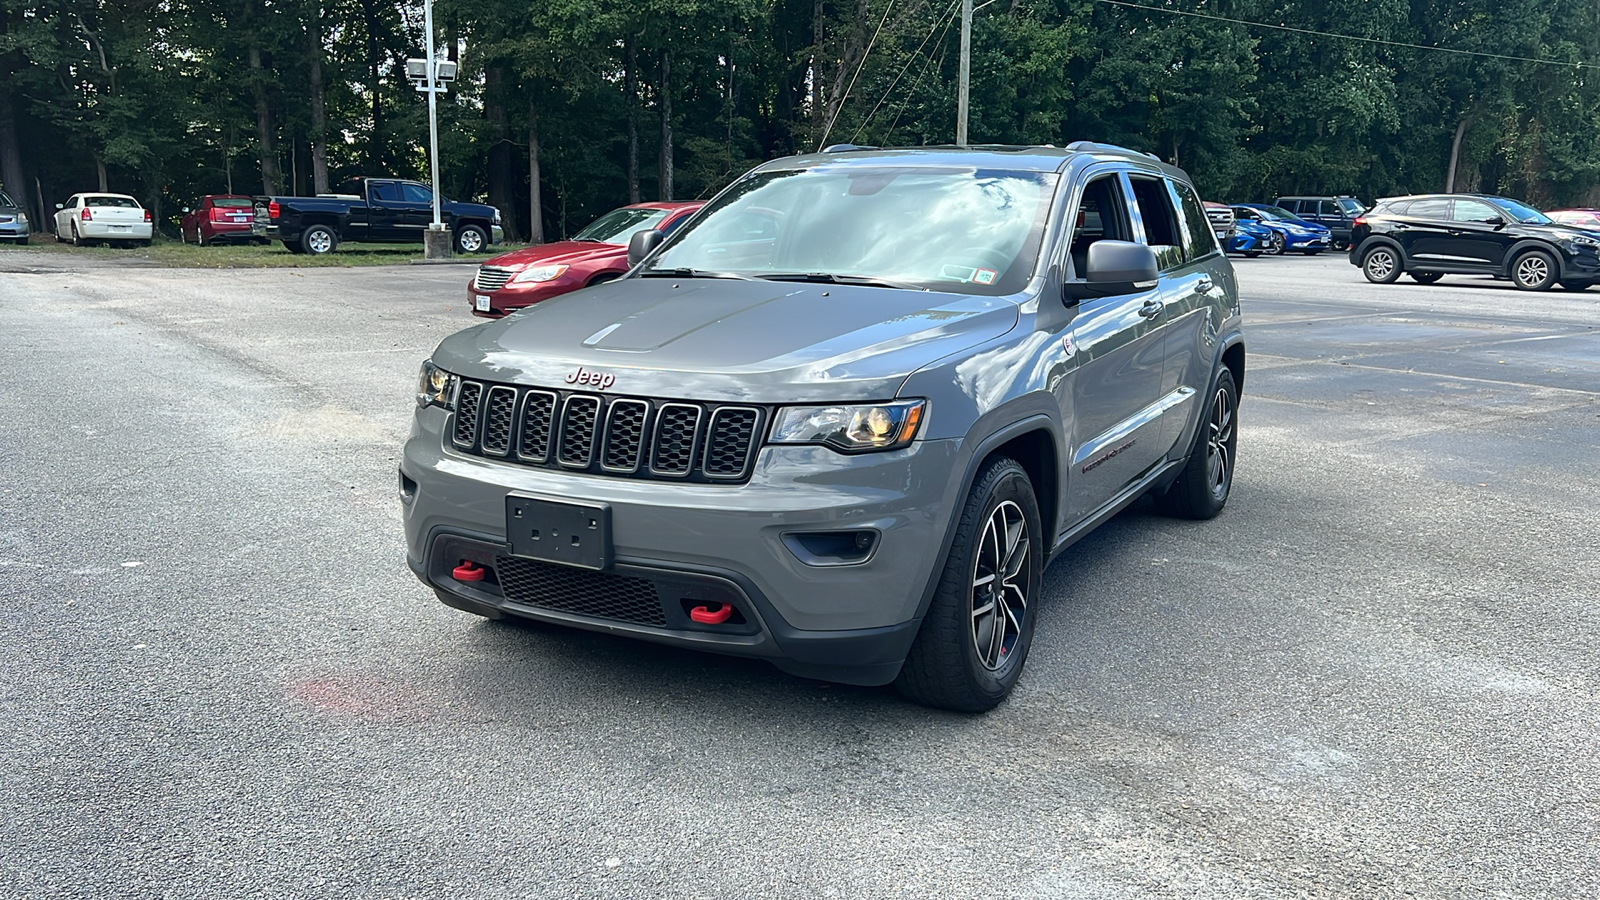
307,229 -> 333,254
970,500 -> 1031,671
1365,249 -> 1395,281
459,229 -> 484,253
1205,384 -> 1236,500
1516,254 -> 1550,288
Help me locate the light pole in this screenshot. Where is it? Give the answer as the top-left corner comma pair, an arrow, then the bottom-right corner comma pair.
410,0 -> 457,259
956,0 -> 972,146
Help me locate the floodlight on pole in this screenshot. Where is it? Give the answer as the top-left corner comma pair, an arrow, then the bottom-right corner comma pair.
423,0 -> 442,231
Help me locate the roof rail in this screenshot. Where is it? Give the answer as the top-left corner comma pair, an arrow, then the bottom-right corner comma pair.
820,143 -> 879,153
1065,140 -> 1161,160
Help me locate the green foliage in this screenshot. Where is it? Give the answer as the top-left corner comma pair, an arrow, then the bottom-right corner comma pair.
6,0 -> 1600,239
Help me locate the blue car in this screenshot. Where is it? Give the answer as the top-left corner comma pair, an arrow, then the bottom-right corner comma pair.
1225,218 -> 1281,257
1232,204 -> 1332,255
0,186 -> 30,245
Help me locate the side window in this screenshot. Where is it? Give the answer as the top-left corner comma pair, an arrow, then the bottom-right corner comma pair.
1281,200 -> 1302,215
1233,208 -> 1258,221
1128,175 -> 1184,270
1172,181 -> 1217,260
1452,199 -> 1499,223
401,183 -> 433,204
1407,198 -> 1452,219
1314,200 -> 1334,216
1067,174 -> 1132,278
369,182 -> 402,202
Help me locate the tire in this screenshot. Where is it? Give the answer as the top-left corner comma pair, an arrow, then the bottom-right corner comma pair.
282,240 -> 305,254
1298,249 -> 1322,256
1242,251 -> 1261,259
1559,280 -> 1592,291
1158,368 -> 1239,521
301,225 -> 337,256
1410,272 -> 1444,284
70,223 -> 81,246
587,273 -> 619,288
895,457 -> 1042,713
454,224 -> 489,254
197,229 -> 207,247
1510,249 -> 1557,291
1362,245 -> 1401,283
1266,233 -> 1286,255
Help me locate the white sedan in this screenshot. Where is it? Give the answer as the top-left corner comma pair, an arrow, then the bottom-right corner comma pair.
54,193 -> 154,246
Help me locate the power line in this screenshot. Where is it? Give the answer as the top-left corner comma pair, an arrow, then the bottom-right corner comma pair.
818,0 -> 900,150
1095,0 -> 1590,69
850,0 -> 962,145
880,1 -> 963,144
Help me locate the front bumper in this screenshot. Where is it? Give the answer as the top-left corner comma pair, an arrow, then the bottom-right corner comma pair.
400,407 -> 960,684
1284,233 -> 1331,251
0,221 -> 28,240
469,278 -> 581,318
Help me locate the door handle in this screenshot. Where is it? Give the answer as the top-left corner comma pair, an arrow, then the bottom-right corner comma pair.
1138,300 -> 1164,319
1196,277 -> 1214,294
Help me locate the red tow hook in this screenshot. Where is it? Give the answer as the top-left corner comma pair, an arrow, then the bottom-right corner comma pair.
690,603 -> 734,625
451,561 -> 487,582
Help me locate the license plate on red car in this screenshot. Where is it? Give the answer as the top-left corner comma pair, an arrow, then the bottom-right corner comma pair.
475,295 -> 491,312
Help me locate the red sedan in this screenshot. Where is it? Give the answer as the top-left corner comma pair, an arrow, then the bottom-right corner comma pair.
469,201 -> 703,318
180,195 -> 262,245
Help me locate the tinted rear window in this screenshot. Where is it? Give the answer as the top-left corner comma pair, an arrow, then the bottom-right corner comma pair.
86,196 -> 139,208
213,198 -> 252,208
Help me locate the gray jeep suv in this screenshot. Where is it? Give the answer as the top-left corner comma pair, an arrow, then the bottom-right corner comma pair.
402,143 -> 1244,712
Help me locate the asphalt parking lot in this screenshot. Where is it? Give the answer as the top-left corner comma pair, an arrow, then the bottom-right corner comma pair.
2,247 -> 1596,899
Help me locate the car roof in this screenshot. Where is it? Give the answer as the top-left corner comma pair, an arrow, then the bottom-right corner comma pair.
77,193 -> 138,199
202,194 -> 253,200
752,143 -> 1187,179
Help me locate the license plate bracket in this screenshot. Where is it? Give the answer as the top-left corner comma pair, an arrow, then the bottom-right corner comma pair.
506,494 -> 612,570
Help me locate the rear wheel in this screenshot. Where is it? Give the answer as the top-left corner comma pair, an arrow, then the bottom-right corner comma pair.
1510,249 -> 1557,291
1362,245 -> 1401,283
282,240 -> 305,254
895,457 -> 1041,713
1410,272 -> 1444,284
302,225 -> 337,256
1158,368 -> 1239,521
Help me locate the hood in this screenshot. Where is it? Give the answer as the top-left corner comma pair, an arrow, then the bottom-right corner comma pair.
433,277 -> 1021,403
481,240 -> 622,270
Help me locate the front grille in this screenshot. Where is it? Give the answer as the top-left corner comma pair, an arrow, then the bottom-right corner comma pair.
451,380 -> 766,484
474,265 -> 514,292
495,556 -> 666,626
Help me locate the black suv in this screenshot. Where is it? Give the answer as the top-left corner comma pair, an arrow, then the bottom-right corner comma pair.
1275,195 -> 1366,248
1349,193 -> 1600,291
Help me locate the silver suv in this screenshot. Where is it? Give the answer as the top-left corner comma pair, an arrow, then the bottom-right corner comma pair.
402,143 -> 1245,712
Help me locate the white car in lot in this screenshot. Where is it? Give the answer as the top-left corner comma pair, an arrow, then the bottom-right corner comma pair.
54,193 -> 153,247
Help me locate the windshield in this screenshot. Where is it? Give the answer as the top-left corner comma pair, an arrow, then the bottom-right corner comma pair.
1260,205 -> 1300,220
1491,198 -> 1551,224
574,207 -> 670,243
646,166 -> 1057,295
0,190 -> 14,208
1338,198 -> 1366,214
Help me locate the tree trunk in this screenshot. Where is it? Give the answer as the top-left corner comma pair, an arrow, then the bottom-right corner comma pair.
626,39 -> 639,204
96,159 -> 108,192
484,66 -> 521,243
359,0 -> 385,172
248,42 -> 282,195
658,48 -> 673,202
307,1 -> 330,194
528,98 -> 545,245
0,86 -> 29,218
812,0 -> 825,141
1446,118 -> 1468,193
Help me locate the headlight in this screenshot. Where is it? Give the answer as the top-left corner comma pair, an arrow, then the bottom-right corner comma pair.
416,360 -> 458,409
1569,235 -> 1600,250
511,264 -> 569,284
17,213 -> 27,226
769,400 -> 926,453
493,209 -> 502,224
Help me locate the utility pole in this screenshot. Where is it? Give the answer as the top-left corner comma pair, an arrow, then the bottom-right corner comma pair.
956,0 -> 972,146
424,0 -> 442,231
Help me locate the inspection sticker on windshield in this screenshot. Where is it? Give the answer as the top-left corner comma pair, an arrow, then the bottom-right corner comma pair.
972,268 -> 998,285
475,295 -> 490,312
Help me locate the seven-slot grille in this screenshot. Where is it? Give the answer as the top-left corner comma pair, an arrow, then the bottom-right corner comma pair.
474,265 -> 515,292
451,380 -> 765,483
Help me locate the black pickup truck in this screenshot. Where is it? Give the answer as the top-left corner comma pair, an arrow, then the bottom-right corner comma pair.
254,177 -> 502,255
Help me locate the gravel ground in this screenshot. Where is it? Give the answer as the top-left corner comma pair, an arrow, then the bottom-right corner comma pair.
1,247 -> 1596,899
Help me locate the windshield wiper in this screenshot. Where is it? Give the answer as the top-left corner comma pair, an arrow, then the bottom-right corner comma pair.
637,267 -> 759,280
757,272 -> 927,291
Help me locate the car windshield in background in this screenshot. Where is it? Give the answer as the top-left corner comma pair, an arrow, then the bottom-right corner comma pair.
574,207 -> 669,243
0,190 -> 14,207
213,198 -> 252,208
1338,199 -> 1366,214
1492,198 -> 1551,224
1261,206 -> 1301,219
86,196 -> 139,208
646,166 -> 1058,295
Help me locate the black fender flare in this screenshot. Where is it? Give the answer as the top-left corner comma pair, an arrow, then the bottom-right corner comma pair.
1355,236 -> 1406,269
1501,240 -> 1566,280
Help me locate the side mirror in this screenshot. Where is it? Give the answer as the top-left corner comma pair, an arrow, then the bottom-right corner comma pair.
54,203 -> 64,210
627,229 -> 665,266
1067,241 -> 1160,300
1484,215 -> 1505,227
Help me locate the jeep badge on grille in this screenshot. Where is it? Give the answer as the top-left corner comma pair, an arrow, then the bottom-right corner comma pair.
565,367 -> 615,390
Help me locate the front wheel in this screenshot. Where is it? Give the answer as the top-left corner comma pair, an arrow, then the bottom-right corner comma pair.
1266,233 -> 1286,255
895,457 -> 1042,713
1362,246 -> 1401,283
454,224 -> 489,254
1158,368 -> 1239,520
1511,250 -> 1557,291
1242,251 -> 1262,259
301,225 -> 337,256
